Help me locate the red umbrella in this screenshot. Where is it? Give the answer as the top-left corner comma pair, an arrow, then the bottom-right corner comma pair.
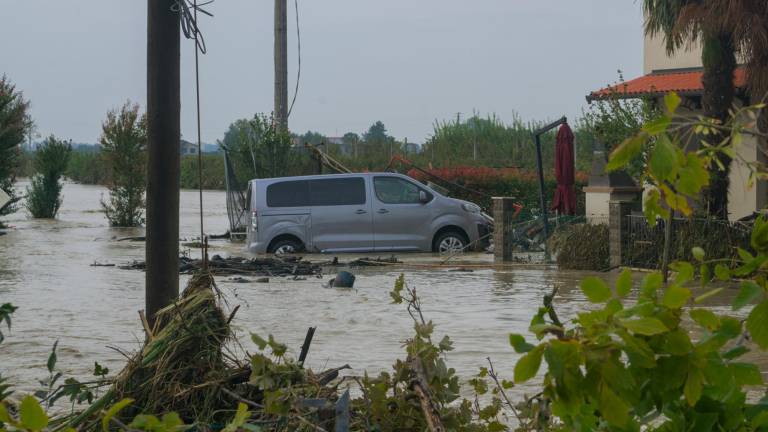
551,124 -> 576,215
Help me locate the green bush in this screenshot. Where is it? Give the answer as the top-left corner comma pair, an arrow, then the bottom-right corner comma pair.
100,102 -> 146,227
66,151 -> 108,185
0,76 -> 31,222
549,223 -> 609,270
180,154 -> 225,190
25,136 -> 71,218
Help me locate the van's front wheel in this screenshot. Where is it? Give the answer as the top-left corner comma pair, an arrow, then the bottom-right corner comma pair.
269,238 -> 304,255
434,231 -> 468,254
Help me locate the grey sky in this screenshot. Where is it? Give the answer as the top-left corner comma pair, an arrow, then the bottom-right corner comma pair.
2,1 -> 643,145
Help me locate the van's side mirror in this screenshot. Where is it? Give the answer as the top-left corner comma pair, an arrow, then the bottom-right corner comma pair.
419,190 -> 430,204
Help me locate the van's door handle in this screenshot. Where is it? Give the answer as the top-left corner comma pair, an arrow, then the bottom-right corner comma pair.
377,209 -> 389,214
355,209 -> 367,214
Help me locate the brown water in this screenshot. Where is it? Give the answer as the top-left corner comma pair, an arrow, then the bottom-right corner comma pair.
0,182 -> 764,401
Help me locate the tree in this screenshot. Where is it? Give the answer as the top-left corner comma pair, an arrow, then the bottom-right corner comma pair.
100,101 -> 147,227
221,113 -> 299,182
644,0 -> 737,218
25,136 -> 71,218
0,76 -> 31,223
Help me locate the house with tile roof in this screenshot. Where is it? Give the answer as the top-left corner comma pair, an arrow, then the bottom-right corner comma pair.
587,33 -> 766,221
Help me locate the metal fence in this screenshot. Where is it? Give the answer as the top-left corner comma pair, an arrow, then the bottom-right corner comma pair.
623,214 -> 752,269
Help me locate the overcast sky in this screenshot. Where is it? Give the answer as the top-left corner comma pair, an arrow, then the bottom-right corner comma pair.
1,1 -> 643,145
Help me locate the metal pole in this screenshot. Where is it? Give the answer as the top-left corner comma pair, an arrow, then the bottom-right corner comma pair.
535,134 -> 549,258
146,0 -> 180,324
274,0 -> 288,130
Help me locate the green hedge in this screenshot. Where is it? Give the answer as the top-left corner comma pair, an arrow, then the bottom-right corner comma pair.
549,223 -> 609,270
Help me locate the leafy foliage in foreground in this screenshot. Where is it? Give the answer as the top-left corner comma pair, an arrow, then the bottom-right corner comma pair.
503,93 -> 768,431
25,136 -> 71,219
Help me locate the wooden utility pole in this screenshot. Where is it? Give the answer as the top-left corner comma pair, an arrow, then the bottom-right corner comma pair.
146,0 -> 181,324
274,0 -> 288,130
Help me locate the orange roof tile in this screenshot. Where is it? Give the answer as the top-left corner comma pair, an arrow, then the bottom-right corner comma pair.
587,68 -> 746,101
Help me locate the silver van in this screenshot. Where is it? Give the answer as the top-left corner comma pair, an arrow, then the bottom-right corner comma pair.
245,172 -> 492,254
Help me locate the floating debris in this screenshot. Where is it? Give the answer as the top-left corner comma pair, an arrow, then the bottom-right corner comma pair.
327,270 -> 356,288
347,255 -> 401,266
119,255 -> 322,277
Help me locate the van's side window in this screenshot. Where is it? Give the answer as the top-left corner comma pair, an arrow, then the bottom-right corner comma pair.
266,180 -> 310,207
310,178 -> 366,206
374,177 -> 429,204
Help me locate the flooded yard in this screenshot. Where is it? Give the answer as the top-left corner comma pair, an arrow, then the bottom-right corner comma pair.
1,182 -> 765,401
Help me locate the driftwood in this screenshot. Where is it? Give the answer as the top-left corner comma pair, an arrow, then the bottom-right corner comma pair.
408,356 -> 445,432
118,254 -> 322,277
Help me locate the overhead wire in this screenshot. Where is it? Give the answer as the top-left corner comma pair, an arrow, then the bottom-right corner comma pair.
174,0 -> 213,264
287,0 -> 301,118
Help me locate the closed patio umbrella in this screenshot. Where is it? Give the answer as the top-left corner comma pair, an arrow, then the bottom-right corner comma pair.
551,123 -> 576,215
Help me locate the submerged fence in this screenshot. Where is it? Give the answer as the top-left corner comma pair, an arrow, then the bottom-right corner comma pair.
622,214 -> 752,269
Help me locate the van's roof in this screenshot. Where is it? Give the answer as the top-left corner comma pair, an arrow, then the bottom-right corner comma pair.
249,172 -> 408,184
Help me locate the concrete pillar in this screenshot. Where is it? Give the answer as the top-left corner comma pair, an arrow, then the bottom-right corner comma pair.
609,200 -> 634,268
493,197 -> 517,262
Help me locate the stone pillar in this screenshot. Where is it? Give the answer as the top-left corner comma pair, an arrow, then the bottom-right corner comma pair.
493,197 -> 517,262
609,200 -> 634,268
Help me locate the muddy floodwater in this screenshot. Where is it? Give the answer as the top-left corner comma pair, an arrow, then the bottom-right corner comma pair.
1,182 -> 765,401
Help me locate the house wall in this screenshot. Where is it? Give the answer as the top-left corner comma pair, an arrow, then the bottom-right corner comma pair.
644,33 -> 702,74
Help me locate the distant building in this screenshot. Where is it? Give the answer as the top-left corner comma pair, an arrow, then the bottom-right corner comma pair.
180,139 -> 197,155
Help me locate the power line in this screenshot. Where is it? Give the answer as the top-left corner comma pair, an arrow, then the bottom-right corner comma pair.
287,0 -> 301,118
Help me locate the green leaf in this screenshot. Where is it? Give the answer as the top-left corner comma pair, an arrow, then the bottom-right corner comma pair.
643,115 -> 672,135
250,333 -> 268,350
746,300 -> 768,349
722,345 -> 749,360
640,272 -> 663,298
730,363 -> 763,386
733,281 -> 764,311
514,345 -> 544,383
714,264 -> 731,281
676,152 -> 710,196
223,403 -> 251,432
662,285 -> 691,309
689,309 -> 720,331
684,369 -> 704,406
663,329 -> 693,355
599,383 -> 629,427
737,247 -> 754,262
643,189 -> 669,225
0,402 -> 13,424
47,340 -> 59,374
509,334 -> 535,353
670,262 -> 694,284
102,398 -> 133,432
751,218 -> 768,251
649,134 -> 676,179
691,247 -> 705,262
619,317 -> 669,336
580,277 -> 611,303
664,92 -> 681,114
607,133 -> 648,172
615,268 -> 632,297
20,395 -> 48,431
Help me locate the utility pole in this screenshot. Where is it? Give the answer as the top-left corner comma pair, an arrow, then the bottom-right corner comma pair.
274,0 -> 288,130
146,0 -> 180,324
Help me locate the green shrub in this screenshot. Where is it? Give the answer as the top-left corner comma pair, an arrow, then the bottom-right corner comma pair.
0,76 -> 31,222
180,154 -> 225,190
99,102 -> 147,227
549,223 -> 609,270
25,136 -> 71,218
66,151 -> 108,185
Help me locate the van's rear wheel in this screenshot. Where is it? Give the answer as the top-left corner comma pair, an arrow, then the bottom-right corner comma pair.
269,238 -> 303,255
434,231 -> 468,254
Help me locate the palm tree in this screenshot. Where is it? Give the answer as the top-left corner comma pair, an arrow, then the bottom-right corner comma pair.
644,0 -> 737,219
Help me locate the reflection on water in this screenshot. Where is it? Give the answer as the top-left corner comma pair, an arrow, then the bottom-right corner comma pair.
0,182 -> 765,400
